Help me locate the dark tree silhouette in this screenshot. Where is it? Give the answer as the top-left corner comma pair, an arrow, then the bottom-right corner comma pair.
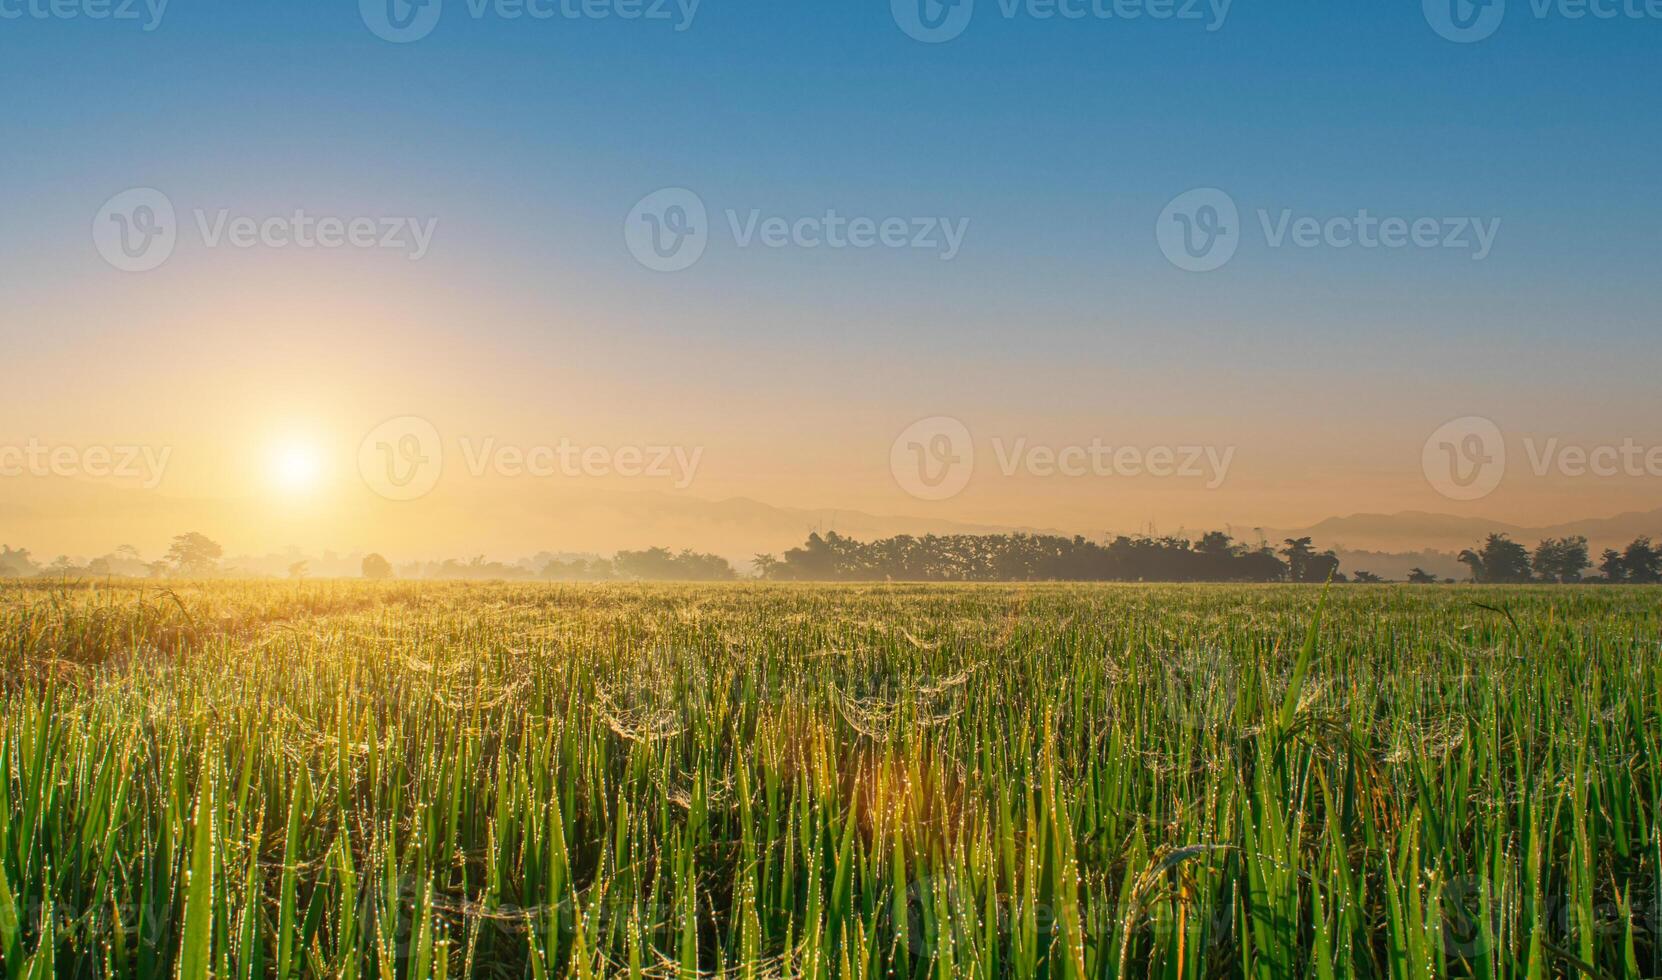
760,530 -> 1300,583
1459,534 -> 1532,584
1532,537 -> 1590,583
1600,548 -> 1628,582
1281,537 -> 1316,583
1623,538 -> 1661,583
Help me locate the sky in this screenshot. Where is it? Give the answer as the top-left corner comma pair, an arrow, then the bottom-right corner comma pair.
2,0 -> 1661,561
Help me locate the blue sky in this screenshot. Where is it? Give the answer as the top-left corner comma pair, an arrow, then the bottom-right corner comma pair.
2,0 -> 1660,541
6,0 -> 1658,342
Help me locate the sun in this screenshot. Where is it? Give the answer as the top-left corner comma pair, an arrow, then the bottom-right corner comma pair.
269,442 -> 324,495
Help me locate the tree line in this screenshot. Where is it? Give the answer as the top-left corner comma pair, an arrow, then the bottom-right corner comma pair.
1456,533 -> 1662,584
753,531 -> 1342,582
7,529 -> 1661,584
0,535 -> 739,583
754,530 -> 1662,584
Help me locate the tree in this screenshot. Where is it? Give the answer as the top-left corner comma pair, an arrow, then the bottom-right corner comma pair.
1456,550 -> 1484,582
751,554 -> 780,580
1239,546 -> 1289,583
0,546 -> 39,578
1281,537 -> 1317,583
288,560 -> 309,580
1195,531 -> 1236,557
757,530 -> 1303,583
1600,548 -> 1627,582
362,553 -> 394,581
1407,567 -> 1439,585
1353,570 -> 1385,583
1460,534 -> 1532,584
165,532 -> 223,577
1532,537 -> 1590,584
1305,550 -> 1343,584
1623,537 -> 1662,583
614,547 -> 736,582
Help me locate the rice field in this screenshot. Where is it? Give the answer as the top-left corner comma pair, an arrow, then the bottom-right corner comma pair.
1,580 -> 1660,978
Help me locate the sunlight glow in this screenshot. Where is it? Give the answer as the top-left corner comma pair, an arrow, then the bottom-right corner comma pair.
269,442 -> 324,495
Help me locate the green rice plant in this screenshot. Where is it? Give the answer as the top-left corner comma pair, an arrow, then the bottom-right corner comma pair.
0,579 -> 1659,977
